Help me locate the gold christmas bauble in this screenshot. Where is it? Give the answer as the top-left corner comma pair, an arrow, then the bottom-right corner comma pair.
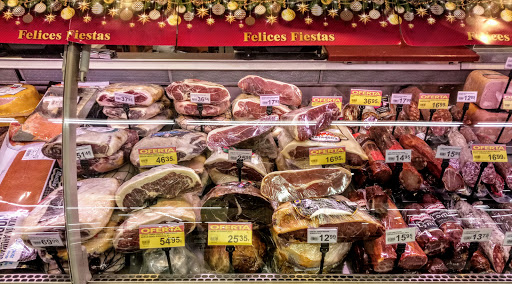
183,11 -> 194,21
167,14 -> 181,25
454,8 -> 465,19
501,8 -> 512,22
0,1 -> 5,11
22,13 -> 33,22
234,8 -> 246,19
34,2 -> 46,13
91,2 -> 103,14
227,1 -> 238,11
403,11 -> 414,21
488,2 -> 499,14
311,3 -> 322,15
120,8 -> 133,20
104,0 -> 114,4
7,0 -> 17,8
472,5 -> 484,15
131,1 -> 143,11
254,4 -> 265,15
60,6 -> 75,19
349,1 -> 362,11
212,3 -> 225,15
12,5 -> 24,16
149,9 -> 160,20
176,5 -> 186,13
369,9 -> 380,19
430,4 -> 443,15
281,7 -> 295,21
50,0 -> 62,11
321,0 -> 332,5
270,3 -> 280,13
445,2 -> 456,11
340,9 -> 353,21
387,13 -> 401,24
245,15 -> 255,25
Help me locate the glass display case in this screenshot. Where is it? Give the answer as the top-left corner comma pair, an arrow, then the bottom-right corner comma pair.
1,44 -> 512,284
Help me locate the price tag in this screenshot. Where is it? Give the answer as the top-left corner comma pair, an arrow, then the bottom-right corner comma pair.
139,223 -> 185,249
260,95 -> 280,106
307,228 -> 338,244
208,223 -> 253,246
309,146 -> 346,165
502,94 -> 512,110
457,91 -> 478,103
114,92 -> 135,105
391,93 -> 412,105
385,228 -> 416,245
28,233 -> 64,247
385,149 -> 412,163
472,144 -> 508,163
138,147 -> 178,167
349,89 -> 382,106
44,97 -> 64,108
76,145 -> 94,160
190,93 -> 211,104
228,149 -> 252,162
505,232 -> 512,246
436,145 -> 462,159
0,84 -> 26,96
506,57 -> 512,70
461,228 -> 492,243
311,96 -> 343,111
418,93 -> 449,109
22,147 -> 52,161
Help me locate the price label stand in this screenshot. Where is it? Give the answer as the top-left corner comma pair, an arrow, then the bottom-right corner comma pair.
357,106 -> 364,132
266,106 -> 272,115
439,159 -> 450,188
459,103 -> 470,130
226,245 -> 236,273
162,247 -> 174,274
393,243 -> 406,273
469,162 -> 488,202
424,109 -> 436,142
197,104 -> 204,132
392,104 -> 403,136
47,247 -> 66,274
464,242 -> 480,272
237,158 -> 244,182
122,104 -> 132,130
318,243 -> 329,275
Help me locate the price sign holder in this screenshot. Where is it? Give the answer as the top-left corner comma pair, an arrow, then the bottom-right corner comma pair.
162,248 -> 174,274
391,97 -> 406,135
424,109 -> 436,142
47,247 -> 67,274
208,223 -> 253,273
318,243 -> 330,275
469,162 -> 488,203
28,233 -> 66,274
197,104 -> 204,132
122,104 -> 132,130
237,158 -> 243,182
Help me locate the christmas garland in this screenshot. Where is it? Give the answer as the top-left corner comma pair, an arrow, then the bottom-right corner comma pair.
1,0 -> 511,29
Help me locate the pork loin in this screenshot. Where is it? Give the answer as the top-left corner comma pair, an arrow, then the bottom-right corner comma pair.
204,150 -> 267,185
280,103 -> 341,141
96,83 -> 164,107
238,75 -> 302,107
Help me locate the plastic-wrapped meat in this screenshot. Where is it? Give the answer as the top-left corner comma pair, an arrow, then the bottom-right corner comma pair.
424,258 -> 448,274
355,134 -> 392,183
166,79 -> 230,103
421,194 -> 465,248
103,101 -> 166,119
363,235 -> 396,273
470,249 -> 493,273
176,111 -> 232,134
204,150 -> 267,185
463,103 -> 512,144
96,83 -> 164,107
232,93 -> 291,120
280,103 -> 341,141
447,129 -> 473,168
174,99 -> 231,117
365,185 -> 389,215
494,162 -> 512,189
455,200 -> 508,273
342,104 -> 360,132
403,203 -> 449,256
489,203 -> 512,234
238,75 -> 302,107
450,105 -> 463,121
141,247 -> 203,274
392,110 -> 417,139
459,126 -> 479,145
431,109 -> 452,137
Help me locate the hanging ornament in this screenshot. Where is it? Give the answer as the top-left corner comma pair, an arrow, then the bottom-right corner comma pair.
50,1 -> 62,11
296,2 -> 309,13
359,12 -> 371,23
226,13 -> 235,22
395,6 -> 405,14
266,14 -> 277,24
138,13 -> 150,24
22,13 -> 33,23
104,0 -> 114,4
281,7 -> 295,21
176,5 -> 186,13
227,1 -> 238,11
466,15 -> 476,25
454,8 -> 465,19
3,10 -> 13,20
212,3 -> 225,15
416,7 -> 427,17
34,2 -> 46,13
7,0 -> 17,8
83,14 -> 91,22
430,4 -> 443,15
253,4 -> 265,15
149,9 -> 160,20
427,16 -> 436,24
327,8 -> 337,18
408,23 -> 414,28
206,16 -> 215,25
186,23 -> 192,28
167,14 -> 181,25
0,1 -> 5,11
304,15 -> 313,24
502,8 -> 512,21
372,0 -> 384,5
349,1 -> 362,11
311,4 -> 322,16
351,22 -> 357,27
91,2 -> 103,14
183,11 -> 194,21
131,1 -> 144,12
77,1 -> 90,12
379,20 -> 388,27
403,11 -> 414,21
472,5 -> 484,15
44,12 -> 56,22
12,5 -> 24,16
120,8 -> 133,20
446,13 -> 456,23
245,15 -> 255,25
321,0 -> 332,4
488,2 -> 499,14
340,9 -> 353,20
234,8 -> 246,19
60,6 -> 75,19
369,9 -> 380,19
271,3 -> 281,13
445,2 -> 456,11
156,0 -> 166,5
387,13 -> 400,24
196,6 -> 208,17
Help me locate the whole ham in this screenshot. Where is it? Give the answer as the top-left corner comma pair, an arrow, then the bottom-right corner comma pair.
165,79 -> 230,103
232,93 -> 291,120
114,197 -> 198,251
463,70 -> 511,109
238,75 -> 302,106
260,168 -> 351,202
103,101 -> 166,119
174,99 -> 230,117
115,164 -> 202,211
204,150 -> 267,184
96,83 -> 164,107
281,103 -> 341,141
176,111 -> 232,133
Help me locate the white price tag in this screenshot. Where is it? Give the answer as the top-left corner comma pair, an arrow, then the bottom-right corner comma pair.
190,93 -> 211,104
461,228 -> 492,243
260,95 -> 280,107
504,232 -> 512,246
76,145 -> 94,160
44,97 -> 63,108
28,233 -> 64,247
385,149 -> 412,163
506,57 -> 512,70
457,91 -> 478,103
391,93 -> 412,105
114,92 -> 135,105
307,228 -> 338,244
435,145 -> 462,159
0,84 -> 25,96
22,147 -> 52,161
385,228 -> 416,245
227,149 -> 252,162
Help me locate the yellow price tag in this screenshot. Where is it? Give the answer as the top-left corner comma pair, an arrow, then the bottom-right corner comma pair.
309,146 -> 346,165
418,93 -> 449,109
139,224 -> 185,249
138,147 -> 177,167
472,144 -> 508,163
349,89 -> 382,106
503,94 -> 512,110
208,223 -> 253,246
311,96 -> 343,111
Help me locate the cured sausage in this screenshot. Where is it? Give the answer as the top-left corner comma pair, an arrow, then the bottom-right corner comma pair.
355,134 -> 392,183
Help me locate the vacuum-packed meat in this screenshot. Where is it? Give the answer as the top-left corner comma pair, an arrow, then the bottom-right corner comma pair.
176,111 -> 232,133
238,75 -> 302,107
204,150 -> 267,184
96,83 -> 164,107
166,79 -> 230,103
280,103 -> 341,141
232,93 -> 291,120
355,134 -> 392,183
103,101 -> 166,120
174,98 -> 231,117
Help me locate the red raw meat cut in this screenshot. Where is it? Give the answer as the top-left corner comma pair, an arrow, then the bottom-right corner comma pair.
165,79 -> 230,103
281,103 -> 341,141
232,93 -> 291,120
238,75 -> 302,107
174,99 -> 230,117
